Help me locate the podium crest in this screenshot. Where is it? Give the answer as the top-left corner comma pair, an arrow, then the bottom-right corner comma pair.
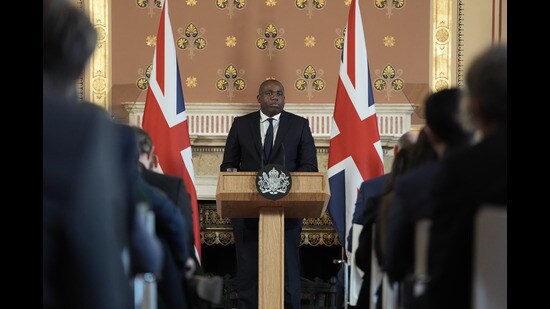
256,164 -> 292,200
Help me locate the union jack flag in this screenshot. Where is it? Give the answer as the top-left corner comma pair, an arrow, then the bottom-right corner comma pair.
327,0 -> 384,257
142,0 -> 202,261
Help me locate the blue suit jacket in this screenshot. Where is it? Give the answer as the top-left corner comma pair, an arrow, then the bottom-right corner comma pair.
347,174 -> 389,252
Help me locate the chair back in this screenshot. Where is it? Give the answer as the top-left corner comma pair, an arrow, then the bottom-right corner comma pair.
472,205 -> 507,309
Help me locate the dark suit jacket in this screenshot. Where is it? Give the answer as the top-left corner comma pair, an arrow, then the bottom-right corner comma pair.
141,165 -> 194,256
426,128 -> 507,309
220,110 -> 318,308
221,110 -> 318,173
385,161 -> 440,283
347,174 -> 389,252
383,161 -> 440,309
43,96 -> 132,309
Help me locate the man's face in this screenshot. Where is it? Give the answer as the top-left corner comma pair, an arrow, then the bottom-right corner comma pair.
258,81 -> 285,117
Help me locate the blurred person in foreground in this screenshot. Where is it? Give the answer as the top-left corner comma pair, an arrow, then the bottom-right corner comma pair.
425,45 -> 507,309
43,0 -> 133,307
384,88 -> 473,309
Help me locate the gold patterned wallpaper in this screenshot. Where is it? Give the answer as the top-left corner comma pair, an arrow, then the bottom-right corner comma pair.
109,0 -> 430,123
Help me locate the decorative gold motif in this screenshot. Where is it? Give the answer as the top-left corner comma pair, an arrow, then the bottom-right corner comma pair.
225,36 -> 237,47
92,76 -> 106,92
202,208 -> 231,225
374,64 -> 404,100
295,65 -> 325,101
435,28 -> 449,43
146,35 -> 157,47
177,23 -> 207,59
375,0 -> 405,18
344,0 -> 352,5
186,0 -> 197,6
216,65 -> 246,100
186,76 -> 198,87
95,27 -> 106,42
383,35 -> 395,47
137,0 -> 148,8
304,36 -> 316,47
137,78 -> 148,90
137,0 -> 162,17
256,24 -> 286,59
434,79 -> 448,91
217,0 -> 246,18
82,0 -> 110,109
301,232 -> 340,246
136,64 -> 152,90
432,0 -> 453,91
296,0 -> 325,19
200,204 -> 338,246
202,231 -> 234,245
266,0 -> 277,6
334,27 -> 346,50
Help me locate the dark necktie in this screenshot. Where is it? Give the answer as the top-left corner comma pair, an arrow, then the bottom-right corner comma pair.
263,118 -> 274,164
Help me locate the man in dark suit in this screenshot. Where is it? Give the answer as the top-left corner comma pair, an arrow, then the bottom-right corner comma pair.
133,126 -> 195,264
220,79 -> 318,309
425,45 -> 507,309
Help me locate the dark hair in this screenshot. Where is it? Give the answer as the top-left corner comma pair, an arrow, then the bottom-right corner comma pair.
406,128 -> 437,172
466,45 -> 507,126
132,127 -> 153,156
43,0 -> 97,85
385,146 -> 412,193
425,88 -> 472,148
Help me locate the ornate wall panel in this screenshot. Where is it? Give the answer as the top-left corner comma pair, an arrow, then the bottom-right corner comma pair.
80,0 -> 111,110
79,0 -> 508,248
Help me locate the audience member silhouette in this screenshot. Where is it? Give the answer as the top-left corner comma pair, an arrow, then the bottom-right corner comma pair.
133,126 -> 224,309
43,0 -> 133,308
425,45 -> 507,309
384,88 -> 472,309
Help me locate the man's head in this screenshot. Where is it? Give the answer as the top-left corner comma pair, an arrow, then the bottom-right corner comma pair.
394,130 -> 419,156
133,126 -> 156,170
463,45 -> 507,136
257,79 -> 285,117
43,0 -> 97,95
425,88 -> 473,156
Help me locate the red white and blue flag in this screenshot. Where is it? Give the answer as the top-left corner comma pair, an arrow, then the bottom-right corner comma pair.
327,0 -> 384,256
142,0 -> 202,261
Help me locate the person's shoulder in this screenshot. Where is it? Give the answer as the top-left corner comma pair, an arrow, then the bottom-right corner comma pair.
241,110 -> 260,119
361,173 -> 389,187
145,168 -> 183,184
282,110 -> 303,119
395,161 -> 439,192
281,110 -> 310,125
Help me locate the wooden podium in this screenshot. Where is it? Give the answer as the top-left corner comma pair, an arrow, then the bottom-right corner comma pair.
216,172 -> 331,309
